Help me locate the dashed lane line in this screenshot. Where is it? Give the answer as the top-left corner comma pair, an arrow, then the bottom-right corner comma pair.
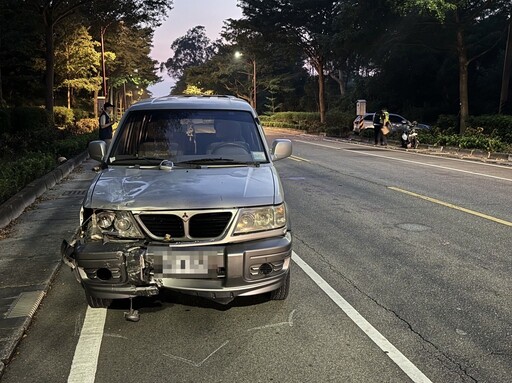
389,186 -> 512,227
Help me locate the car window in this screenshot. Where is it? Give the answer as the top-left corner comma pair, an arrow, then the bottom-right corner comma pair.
109,110 -> 268,164
389,115 -> 408,124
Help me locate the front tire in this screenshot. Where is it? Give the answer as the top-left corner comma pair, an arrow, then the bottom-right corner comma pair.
270,270 -> 290,300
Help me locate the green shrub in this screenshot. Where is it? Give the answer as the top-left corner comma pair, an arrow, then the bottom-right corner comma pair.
75,118 -> 98,134
55,131 -> 97,158
0,130 -> 96,204
6,107 -> 56,153
268,111 -> 320,124
54,106 -> 75,129
10,106 -> 53,133
419,127 -> 508,152
435,114 -> 458,131
73,108 -> 93,120
261,120 -> 300,130
467,115 -> 512,144
0,152 -> 56,204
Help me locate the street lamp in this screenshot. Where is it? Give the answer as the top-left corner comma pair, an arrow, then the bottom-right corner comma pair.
234,51 -> 257,110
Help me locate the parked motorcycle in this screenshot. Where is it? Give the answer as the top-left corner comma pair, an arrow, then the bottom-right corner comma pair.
401,122 -> 419,149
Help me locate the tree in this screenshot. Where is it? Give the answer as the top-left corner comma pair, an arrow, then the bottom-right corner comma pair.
237,0 -> 341,123
1,1 -> 45,106
162,26 -> 216,80
396,0 -> 510,133
107,23 -> 161,110
499,16 -> 512,113
25,0 -> 172,114
54,25 -> 102,108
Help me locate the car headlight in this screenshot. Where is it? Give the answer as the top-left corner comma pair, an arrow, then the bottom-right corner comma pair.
234,204 -> 286,234
87,210 -> 143,239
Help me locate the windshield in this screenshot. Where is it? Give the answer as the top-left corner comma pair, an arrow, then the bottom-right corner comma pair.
108,110 -> 268,166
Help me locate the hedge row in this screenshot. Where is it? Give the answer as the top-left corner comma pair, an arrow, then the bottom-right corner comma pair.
260,111 -> 354,136
0,152 -> 56,204
261,111 -> 512,148
436,114 -> 512,144
0,106 -> 99,205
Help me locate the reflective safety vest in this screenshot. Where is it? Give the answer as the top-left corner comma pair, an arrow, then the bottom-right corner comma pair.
381,111 -> 390,125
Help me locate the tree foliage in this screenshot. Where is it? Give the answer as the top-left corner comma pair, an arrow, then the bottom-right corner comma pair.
395,0 -> 511,132
13,0 -> 173,113
162,26 -> 216,79
2,0 -> 511,131
54,25 -> 102,108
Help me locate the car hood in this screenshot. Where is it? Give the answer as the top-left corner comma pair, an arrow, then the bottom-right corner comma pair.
84,165 -> 282,210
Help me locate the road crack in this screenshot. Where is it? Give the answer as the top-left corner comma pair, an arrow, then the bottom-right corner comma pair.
293,234 -> 478,382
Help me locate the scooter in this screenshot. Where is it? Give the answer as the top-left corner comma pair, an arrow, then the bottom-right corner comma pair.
401,122 -> 419,149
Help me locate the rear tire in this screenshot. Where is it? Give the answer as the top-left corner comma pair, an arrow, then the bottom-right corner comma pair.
270,270 -> 290,300
85,292 -> 112,308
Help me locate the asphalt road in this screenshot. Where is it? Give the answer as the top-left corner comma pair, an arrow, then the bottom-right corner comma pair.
1,131 -> 511,383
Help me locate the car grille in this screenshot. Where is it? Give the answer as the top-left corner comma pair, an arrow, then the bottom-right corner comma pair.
139,212 -> 232,239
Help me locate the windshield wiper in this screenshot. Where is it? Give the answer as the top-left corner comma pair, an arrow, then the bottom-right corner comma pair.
176,158 -> 234,165
110,157 -> 166,165
176,158 -> 260,167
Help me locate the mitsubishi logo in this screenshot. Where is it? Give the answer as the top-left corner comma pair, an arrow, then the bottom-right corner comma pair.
181,212 -> 190,222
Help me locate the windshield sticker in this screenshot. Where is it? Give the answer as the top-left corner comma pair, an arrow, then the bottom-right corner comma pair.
252,152 -> 266,161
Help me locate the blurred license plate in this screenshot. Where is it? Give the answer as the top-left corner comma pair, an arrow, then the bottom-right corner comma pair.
150,246 -> 224,278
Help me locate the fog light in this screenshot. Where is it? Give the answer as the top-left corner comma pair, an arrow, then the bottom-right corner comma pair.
259,263 -> 273,275
96,268 -> 113,281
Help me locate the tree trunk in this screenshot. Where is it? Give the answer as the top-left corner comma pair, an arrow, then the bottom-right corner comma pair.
94,89 -> 99,118
315,60 -> 326,124
0,32 -> 5,107
329,69 -> 345,97
43,9 -> 55,114
67,85 -> 71,109
499,20 -> 512,114
455,12 -> 469,134
0,64 -> 4,107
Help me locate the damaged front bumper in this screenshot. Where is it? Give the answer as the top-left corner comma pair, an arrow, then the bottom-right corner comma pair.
61,232 -> 292,302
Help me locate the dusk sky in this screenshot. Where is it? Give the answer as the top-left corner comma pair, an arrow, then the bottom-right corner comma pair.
147,0 -> 243,97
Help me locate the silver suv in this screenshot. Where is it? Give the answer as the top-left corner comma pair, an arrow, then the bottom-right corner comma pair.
62,95 -> 292,311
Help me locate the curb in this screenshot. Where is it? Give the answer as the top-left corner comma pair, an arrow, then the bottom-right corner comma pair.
0,151 -> 89,230
425,145 -> 512,162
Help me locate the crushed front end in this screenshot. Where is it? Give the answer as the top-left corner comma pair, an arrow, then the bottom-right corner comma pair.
62,205 -> 292,306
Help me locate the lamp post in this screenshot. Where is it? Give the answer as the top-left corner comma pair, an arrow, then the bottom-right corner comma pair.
235,51 -> 257,110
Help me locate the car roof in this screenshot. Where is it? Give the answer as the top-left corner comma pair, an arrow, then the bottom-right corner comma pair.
361,112 -> 407,118
128,95 -> 255,113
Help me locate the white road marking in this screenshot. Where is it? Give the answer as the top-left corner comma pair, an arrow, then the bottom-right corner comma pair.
295,140 -> 341,150
289,155 -> 311,162
68,259 -> 431,382
292,251 -> 433,383
295,139 -> 512,182
67,307 -> 107,383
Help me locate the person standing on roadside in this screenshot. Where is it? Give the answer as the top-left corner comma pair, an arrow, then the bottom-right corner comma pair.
99,101 -> 114,147
373,107 -> 389,146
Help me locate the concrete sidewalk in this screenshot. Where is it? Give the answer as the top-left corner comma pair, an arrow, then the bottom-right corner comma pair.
0,155 -> 97,377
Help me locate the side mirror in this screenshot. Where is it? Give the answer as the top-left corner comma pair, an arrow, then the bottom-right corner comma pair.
88,140 -> 107,162
271,139 -> 292,161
